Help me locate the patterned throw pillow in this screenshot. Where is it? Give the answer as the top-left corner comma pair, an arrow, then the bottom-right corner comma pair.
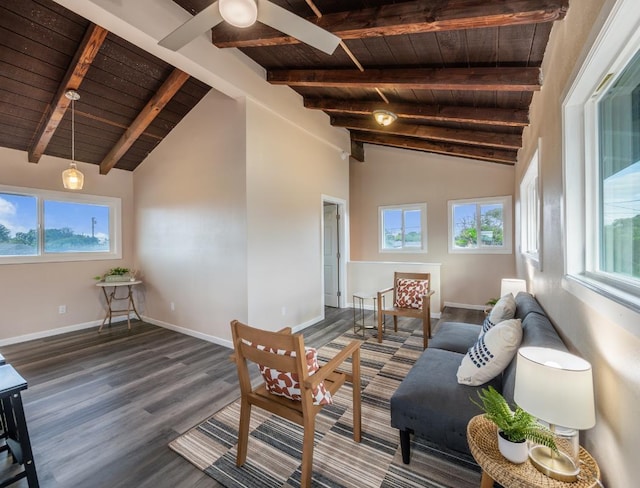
394,278 -> 429,309
457,318 -> 523,386
254,345 -> 333,405
481,293 -> 517,335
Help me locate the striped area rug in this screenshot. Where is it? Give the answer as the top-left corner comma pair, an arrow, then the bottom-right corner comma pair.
169,322 -> 481,487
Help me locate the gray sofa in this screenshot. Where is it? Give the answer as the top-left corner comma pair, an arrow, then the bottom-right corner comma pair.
390,292 -> 568,463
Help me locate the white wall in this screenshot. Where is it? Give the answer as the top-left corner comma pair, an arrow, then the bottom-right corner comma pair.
349,145 -> 516,307
133,89 -> 247,346
245,101 -> 349,330
515,0 -> 639,485
0,148 -> 134,343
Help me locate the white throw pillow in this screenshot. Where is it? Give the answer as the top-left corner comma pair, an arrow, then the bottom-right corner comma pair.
482,293 -> 517,335
457,318 -> 523,386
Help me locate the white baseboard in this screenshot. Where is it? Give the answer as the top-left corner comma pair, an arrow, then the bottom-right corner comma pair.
291,314 -> 324,334
142,316 -> 233,349
444,301 -> 486,311
0,315 -> 132,347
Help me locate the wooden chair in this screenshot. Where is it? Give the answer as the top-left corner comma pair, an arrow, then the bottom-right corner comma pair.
377,272 -> 434,349
230,320 -> 362,488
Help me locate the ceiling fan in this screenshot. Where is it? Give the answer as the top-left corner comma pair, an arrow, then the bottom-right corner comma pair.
158,0 -> 341,55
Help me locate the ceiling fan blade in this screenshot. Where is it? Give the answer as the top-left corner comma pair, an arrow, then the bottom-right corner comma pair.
158,1 -> 224,51
257,0 -> 340,55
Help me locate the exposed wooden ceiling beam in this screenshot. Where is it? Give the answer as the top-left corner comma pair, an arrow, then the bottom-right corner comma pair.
99,68 -> 190,175
304,99 -> 529,127
332,116 -> 522,149
212,0 -> 569,48
268,67 -> 541,91
351,132 -> 517,165
27,24 -> 108,163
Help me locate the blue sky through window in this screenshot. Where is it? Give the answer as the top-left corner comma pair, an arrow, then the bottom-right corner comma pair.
0,193 -> 109,239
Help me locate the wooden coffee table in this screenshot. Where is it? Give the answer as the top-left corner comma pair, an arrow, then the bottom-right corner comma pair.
467,415 -> 601,488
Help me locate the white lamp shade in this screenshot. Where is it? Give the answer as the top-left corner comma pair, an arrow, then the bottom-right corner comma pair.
500,278 -> 527,297
514,347 -> 595,429
219,0 -> 258,27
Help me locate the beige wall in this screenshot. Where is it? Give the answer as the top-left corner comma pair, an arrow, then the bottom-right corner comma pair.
133,90 -> 248,346
516,0 -> 638,485
349,145 -> 516,307
246,101 -> 349,330
0,148 -> 134,343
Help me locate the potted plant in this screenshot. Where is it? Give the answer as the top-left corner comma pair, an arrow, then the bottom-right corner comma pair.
484,297 -> 499,316
95,267 -> 131,282
473,386 -> 557,464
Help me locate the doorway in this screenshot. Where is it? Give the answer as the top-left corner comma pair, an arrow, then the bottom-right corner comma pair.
322,197 -> 346,308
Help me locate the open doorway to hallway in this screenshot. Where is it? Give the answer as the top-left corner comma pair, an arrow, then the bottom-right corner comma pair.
322,197 -> 347,309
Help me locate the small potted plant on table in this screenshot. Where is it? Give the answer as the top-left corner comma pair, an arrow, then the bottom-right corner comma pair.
96,267 -> 132,282
473,386 -> 557,464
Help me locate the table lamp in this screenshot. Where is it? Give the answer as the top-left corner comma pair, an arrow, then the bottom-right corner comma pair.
500,278 -> 527,297
514,347 -> 595,482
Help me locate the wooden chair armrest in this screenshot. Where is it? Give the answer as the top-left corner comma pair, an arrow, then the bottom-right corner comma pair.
304,339 -> 362,388
377,286 -> 394,297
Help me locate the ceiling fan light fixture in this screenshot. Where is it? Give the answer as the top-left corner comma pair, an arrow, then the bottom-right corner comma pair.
62,90 -> 84,190
219,0 -> 258,28
373,109 -> 397,127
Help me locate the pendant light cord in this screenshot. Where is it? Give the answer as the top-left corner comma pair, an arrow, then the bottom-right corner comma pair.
71,96 -> 75,163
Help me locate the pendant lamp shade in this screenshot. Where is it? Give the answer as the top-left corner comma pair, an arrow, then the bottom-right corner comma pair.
62,90 -> 84,190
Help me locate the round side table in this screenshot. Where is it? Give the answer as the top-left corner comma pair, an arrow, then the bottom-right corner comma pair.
467,415 -> 601,488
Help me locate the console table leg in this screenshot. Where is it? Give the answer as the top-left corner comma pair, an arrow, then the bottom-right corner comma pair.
480,470 -> 494,488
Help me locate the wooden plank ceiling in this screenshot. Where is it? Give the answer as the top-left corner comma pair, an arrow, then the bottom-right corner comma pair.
173,0 -> 568,164
0,0 -> 210,173
0,0 -> 569,171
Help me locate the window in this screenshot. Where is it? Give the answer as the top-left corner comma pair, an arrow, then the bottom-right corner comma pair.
448,196 -> 512,254
0,185 -> 121,264
563,0 -> 640,310
379,203 -> 427,252
520,149 -> 540,266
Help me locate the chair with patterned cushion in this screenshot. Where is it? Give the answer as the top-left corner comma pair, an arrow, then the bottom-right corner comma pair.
230,319 -> 362,488
377,272 -> 434,349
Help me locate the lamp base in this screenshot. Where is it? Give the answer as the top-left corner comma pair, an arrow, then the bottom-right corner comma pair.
529,445 -> 579,482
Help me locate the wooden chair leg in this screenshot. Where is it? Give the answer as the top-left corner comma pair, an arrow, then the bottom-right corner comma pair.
300,416 -> 316,488
236,398 -> 251,466
352,348 -> 362,443
393,316 -> 398,332
377,308 -> 384,343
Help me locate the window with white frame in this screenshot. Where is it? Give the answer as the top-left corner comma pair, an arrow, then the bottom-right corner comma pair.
520,149 -> 540,265
563,0 -> 640,309
448,196 -> 512,254
0,185 -> 122,264
379,203 -> 427,252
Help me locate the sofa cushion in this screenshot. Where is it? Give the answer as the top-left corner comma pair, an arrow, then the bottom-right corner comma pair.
502,310 -> 567,405
514,291 -> 546,321
482,293 -> 517,334
394,278 -> 429,309
429,322 -> 481,354
391,348 -> 497,455
457,318 -> 523,386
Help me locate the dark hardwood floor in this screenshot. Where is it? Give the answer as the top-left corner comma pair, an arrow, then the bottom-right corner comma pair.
0,306 -> 482,488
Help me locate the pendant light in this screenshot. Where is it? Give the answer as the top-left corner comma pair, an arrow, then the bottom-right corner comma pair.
62,90 -> 84,190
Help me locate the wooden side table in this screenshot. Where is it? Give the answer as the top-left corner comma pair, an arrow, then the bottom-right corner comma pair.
96,280 -> 143,332
467,415 -> 601,488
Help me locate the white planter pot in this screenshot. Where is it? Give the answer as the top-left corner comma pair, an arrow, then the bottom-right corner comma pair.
497,430 -> 529,464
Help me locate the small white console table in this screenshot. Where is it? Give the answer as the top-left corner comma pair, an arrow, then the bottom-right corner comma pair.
96,280 -> 142,332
